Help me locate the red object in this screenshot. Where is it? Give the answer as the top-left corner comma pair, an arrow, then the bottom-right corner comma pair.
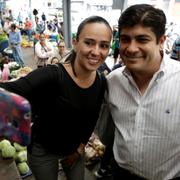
0,88 -> 31,146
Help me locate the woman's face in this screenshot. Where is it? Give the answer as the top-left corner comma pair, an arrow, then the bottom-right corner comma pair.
73,23 -> 112,72
58,42 -> 65,54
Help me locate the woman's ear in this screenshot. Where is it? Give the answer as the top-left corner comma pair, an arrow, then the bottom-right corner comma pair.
72,38 -> 77,51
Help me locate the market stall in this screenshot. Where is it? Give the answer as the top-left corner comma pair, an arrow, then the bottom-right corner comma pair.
0,65 -> 32,179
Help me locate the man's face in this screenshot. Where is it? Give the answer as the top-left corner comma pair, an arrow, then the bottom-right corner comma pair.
119,25 -> 166,74
39,35 -> 46,43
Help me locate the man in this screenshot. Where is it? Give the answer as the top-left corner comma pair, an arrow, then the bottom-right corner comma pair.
170,36 -> 180,61
104,4 -> 180,180
35,33 -> 54,68
24,17 -> 33,41
35,17 -> 45,34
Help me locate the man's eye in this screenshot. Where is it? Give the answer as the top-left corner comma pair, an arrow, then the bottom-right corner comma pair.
120,38 -> 129,43
137,38 -> 149,43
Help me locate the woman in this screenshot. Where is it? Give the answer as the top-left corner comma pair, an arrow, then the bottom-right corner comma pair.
0,16 -> 112,180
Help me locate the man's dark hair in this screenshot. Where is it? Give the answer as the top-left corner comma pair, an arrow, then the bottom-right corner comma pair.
118,4 -> 166,43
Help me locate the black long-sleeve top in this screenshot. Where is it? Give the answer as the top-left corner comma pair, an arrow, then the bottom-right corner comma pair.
0,64 -> 106,155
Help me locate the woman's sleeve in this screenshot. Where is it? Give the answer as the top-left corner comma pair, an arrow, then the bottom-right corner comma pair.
0,65 -> 59,100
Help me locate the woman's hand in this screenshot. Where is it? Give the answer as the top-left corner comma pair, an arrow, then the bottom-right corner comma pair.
61,151 -> 80,169
61,143 -> 85,169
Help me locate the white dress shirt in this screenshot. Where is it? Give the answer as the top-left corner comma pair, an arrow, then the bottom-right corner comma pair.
107,54 -> 180,180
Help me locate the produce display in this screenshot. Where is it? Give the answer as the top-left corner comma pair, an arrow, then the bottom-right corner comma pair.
10,66 -> 33,79
85,133 -> 105,166
21,36 -> 33,48
0,139 -> 30,176
0,60 -> 33,81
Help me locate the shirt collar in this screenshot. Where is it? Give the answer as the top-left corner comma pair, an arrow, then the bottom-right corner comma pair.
122,53 -> 166,81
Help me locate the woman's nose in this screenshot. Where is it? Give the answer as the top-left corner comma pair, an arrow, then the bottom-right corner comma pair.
92,45 -> 101,55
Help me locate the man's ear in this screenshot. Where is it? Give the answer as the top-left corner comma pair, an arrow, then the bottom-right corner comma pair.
159,34 -> 166,50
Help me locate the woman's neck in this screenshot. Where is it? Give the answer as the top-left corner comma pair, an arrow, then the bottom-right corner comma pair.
64,63 -> 96,88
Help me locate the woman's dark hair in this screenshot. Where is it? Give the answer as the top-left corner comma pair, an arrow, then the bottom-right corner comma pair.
65,16 -> 112,76
118,4 -> 166,43
76,15 -> 112,41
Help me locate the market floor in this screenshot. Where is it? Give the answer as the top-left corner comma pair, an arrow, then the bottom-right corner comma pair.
22,47 -> 36,70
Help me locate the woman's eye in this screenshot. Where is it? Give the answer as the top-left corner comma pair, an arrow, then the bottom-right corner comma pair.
84,41 -> 93,46
100,44 -> 110,49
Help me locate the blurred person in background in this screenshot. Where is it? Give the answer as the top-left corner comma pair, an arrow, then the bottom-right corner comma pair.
55,41 -> 69,63
170,36 -> 180,61
35,33 -> 54,68
24,17 -> 33,42
47,41 -> 69,65
9,23 -> 24,66
112,25 -> 120,65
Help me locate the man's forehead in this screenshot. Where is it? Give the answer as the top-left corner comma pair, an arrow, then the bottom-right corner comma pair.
120,26 -> 154,38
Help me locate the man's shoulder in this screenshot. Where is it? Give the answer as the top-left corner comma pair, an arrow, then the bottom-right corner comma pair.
107,66 -> 124,80
164,54 -> 180,70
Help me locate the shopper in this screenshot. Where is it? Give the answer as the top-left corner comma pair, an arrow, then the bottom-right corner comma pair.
35,33 -> 54,68
170,36 -> 180,61
59,41 -> 69,56
24,17 -> 33,42
55,41 -> 69,63
8,23 -> 24,66
112,25 -> 120,65
102,4 -> 180,180
0,15 -> 112,180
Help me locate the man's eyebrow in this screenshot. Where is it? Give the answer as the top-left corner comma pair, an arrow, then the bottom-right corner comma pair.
136,34 -> 151,38
120,34 -> 151,38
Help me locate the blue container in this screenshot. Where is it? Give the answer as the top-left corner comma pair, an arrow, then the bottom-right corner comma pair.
0,40 -> 8,53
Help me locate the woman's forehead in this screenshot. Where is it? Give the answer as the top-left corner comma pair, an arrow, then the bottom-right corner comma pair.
79,23 -> 112,40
